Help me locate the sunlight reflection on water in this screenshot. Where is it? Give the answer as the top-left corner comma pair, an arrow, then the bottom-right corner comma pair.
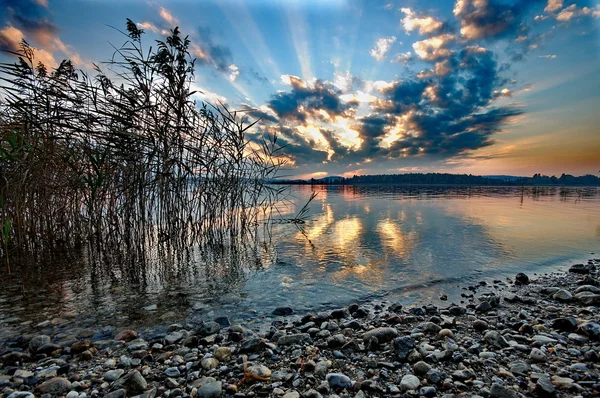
0,185 -> 599,331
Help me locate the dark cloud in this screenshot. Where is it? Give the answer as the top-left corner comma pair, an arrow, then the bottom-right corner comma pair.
239,104 -> 279,124
2,0 -> 59,48
264,43 -> 522,170
454,0 -> 543,41
267,77 -> 355,123
374,79 -> 429,114
239,66 -> 269,85
351,114 -> 392,158
196,26 -> 232,72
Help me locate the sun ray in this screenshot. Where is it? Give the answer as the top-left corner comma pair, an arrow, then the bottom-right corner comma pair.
285,3 -> 314,82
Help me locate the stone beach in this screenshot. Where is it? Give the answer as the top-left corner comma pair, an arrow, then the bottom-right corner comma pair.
1,259 -> 600,398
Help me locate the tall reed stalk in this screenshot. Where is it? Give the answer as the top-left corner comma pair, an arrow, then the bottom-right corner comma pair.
0,20 -> 287,263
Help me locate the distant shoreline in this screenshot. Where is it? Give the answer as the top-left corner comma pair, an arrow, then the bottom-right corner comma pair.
273,182 -> 600,187
270,172 -> 600,187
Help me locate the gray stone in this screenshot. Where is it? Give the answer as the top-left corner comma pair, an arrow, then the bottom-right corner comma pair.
535,376 -> 556,397
7,393 -> 35,398
327,334 -> 346,348
104,369 -> 125,382
530,348 -> 547,362
201,358 -> 219,370
165,331 -> 184,345
552,289 -> 572,301
112,370 -> 147,394
165,367 -> 181,377
413,361 -> 432,375
489,383 -> 519,398
214,346 -> 232,361
272,306 -> 294,316
198,321 -> 221,336
362,327 -> 398,343
400,374 -> 420,391
326,373 -> 353,390
29,335 -> 51,353
103,389 -> 126,398
197,381 -> 222,398
36,377 -> 72,395
278,333 -> 312,346
240,338 -> 264,353
394,336 -> 415,360
484,331 -> 509,348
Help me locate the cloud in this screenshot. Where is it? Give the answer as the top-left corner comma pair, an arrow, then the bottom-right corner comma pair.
0,25 -> 23,52
0,25 -> 57,67
195,26 -> 233,72
391,51 -> 412,63
228,64 -> 239,82
493,88 -> 512,97
555,4 -> 600,21
539,54 -> 557,59
401,8 -> 444,35
159,7 -> 178,26
239,104 -> 279,124
557,4 -> 578,21
452,0 -> 541,41
544,0 -> 563,13
370,36 -> 397,61
412,34 -> 455,61
137,21 -> 162,34
268,75 -> 356,123
1,0 -> 92,69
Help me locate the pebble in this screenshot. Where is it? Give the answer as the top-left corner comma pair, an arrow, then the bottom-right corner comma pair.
400,374 -> 420,391
1,260 -> 600,398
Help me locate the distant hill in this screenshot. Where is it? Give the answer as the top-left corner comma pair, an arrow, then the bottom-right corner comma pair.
273,172 -> 600,186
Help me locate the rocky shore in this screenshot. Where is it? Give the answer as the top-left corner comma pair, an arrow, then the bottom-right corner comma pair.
1,259 -> 600,398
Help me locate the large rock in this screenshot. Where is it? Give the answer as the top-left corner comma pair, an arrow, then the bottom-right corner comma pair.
278,333 -> 312,346
400,374 -> 420,391
272,306 -> 294,316
552,317 -> 577,332
484,331 -> 509,348
535,376 -> 556,397
362,327 -> 398,343
246,365 -> 271,379
36,377 -> 72,395
515,272 -> 530,285
490,383 -> 519,398
70,340 -> 91,354
197,381 -> 222,398
198,321 -> 221,336
240,338 -> 265,353
569,263 -> 593,274
112,370 -> 147,394
580,322 -> 600,340
552,289 -> 572,301
576,293 -> 600,305
29,335 -> 51,353
326,373 -> 353,390
104,369 -> 125,382
114,330 -> 137,342
164,331 -> 184,345
215,346 -> 232,361
393,336 -> 415,360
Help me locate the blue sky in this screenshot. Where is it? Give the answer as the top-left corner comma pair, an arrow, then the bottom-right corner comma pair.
1,0 -> 599,178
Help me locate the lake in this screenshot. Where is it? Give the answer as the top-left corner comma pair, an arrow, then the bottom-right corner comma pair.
1,185 -> 599,335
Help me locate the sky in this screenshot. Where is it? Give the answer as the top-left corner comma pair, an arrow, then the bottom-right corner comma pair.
0,0 -> 599,179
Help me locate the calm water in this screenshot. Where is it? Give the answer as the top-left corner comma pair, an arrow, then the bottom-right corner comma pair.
1,185 -> 599,334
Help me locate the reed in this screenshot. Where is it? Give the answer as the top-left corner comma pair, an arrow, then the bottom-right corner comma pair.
0,20 -> 288,266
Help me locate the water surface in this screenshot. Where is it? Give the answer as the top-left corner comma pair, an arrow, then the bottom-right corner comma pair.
1,185 -> 599,334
